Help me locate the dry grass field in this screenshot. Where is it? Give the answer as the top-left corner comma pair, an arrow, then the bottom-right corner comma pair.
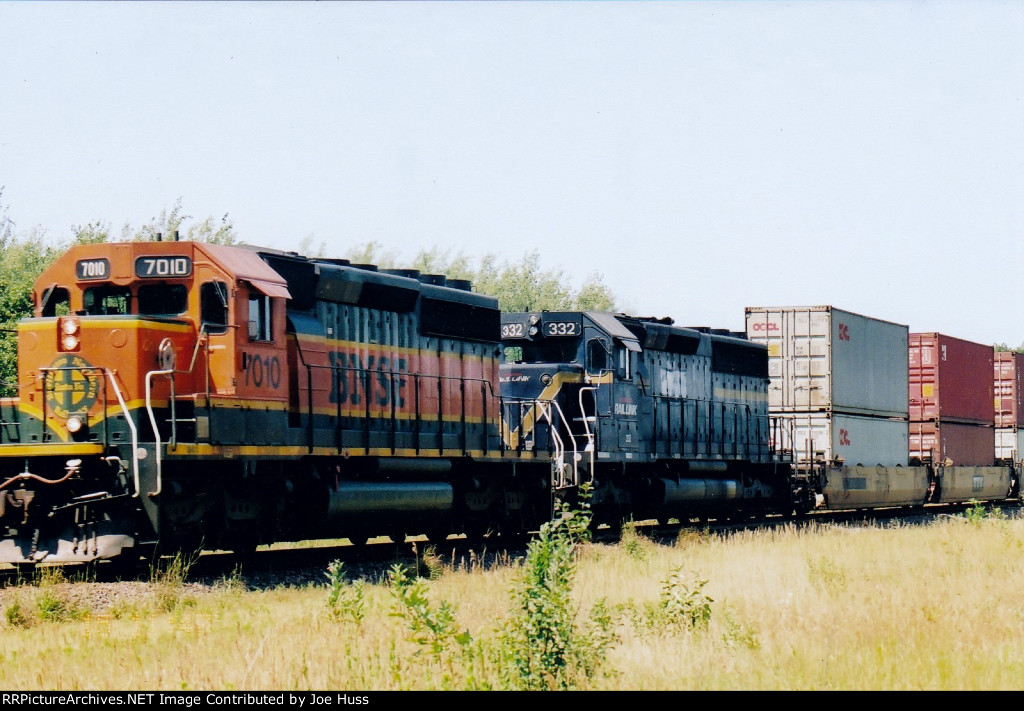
2,504 -> 1023,691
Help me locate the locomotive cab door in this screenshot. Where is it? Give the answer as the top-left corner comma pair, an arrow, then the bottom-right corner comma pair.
199,279 -> 234,397
613,340 -> 643,452
199,278 -> 290,446
585,335 -> 613,451
236,281 -> 288,404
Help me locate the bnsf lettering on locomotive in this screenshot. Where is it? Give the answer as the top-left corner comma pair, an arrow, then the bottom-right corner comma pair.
328,352 -> 408,409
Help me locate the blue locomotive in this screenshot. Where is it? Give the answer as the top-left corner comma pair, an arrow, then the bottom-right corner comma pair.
498,311 -> 793,526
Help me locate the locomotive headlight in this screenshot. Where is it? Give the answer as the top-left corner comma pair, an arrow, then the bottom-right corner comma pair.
66,415 -> 84,434
59,317 -> 81,351
528,326 -> 539,336
540,373 -> 552,385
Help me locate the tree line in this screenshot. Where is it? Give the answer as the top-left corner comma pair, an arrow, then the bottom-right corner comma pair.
0,195 -> 615,394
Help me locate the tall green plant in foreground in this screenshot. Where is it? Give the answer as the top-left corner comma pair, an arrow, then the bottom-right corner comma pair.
389,564 -> 470,660
504,487 -> 616,690
325,561 -> 365,625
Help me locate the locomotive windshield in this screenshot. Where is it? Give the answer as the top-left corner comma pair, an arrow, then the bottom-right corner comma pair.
503,338 -> 581,364
138,284 -> 188,316
83,285 -> 132,315
500,312 -> 585,364
81,283 -> 189,317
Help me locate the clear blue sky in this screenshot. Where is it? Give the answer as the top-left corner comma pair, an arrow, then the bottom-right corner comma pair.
2,1 -> 1022,346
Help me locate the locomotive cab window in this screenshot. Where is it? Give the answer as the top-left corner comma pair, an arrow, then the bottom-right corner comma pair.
618,346 -> 631,380
617,340 -> 641,380
586,338 -> 610,375
138,284 -> 188,316
201,282 -> 229,335
503,346 -> 524,363
83,285 -> 131,315
520,339 -> 579,364
40,286 -> 71,317
248,293 -> 273,342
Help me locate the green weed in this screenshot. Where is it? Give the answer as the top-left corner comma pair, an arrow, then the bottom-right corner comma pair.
151,550 -> 200,612
2,567 -> 87,626
620,521 -> 650,561
721,606 -> 761,650
325,560 -> 366,625
502,484 -> 616,690
965,499 -> 1008,525
388,564 -> 470,660
621,566 -> 715,637
965,499 -> 987,525
659,566 -> 713,631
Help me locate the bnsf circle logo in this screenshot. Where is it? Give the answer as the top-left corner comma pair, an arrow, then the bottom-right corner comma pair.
45,355 -> 100,419
750,322 -> 779,332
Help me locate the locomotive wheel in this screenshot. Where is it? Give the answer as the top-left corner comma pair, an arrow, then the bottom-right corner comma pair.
388,530 -> 406,544
345,533 -> 368,546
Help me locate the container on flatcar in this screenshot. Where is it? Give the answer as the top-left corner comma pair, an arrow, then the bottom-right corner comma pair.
909,333 -> 994,425
994,350 -> 1024,463
995,429 -> 1024,464
744,306 -> 909,417
909,420 -> 995,467
994,350 -> 1024,428
772,411 -> 909,467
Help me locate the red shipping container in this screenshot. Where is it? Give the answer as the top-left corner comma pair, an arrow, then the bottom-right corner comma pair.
994,350 -> 1024,428
909,420 -> 995,466
909,333 -> 994,425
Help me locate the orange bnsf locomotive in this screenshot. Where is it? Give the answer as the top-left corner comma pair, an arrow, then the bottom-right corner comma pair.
0,241 -> 556,565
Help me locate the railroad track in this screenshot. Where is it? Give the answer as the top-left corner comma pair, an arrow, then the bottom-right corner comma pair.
1,501 -> 1017,590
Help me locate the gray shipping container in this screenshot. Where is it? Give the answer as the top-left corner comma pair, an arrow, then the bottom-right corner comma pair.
745,306 -> 909,418
996,428 -> 1024,464
771,411 -> 909,467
